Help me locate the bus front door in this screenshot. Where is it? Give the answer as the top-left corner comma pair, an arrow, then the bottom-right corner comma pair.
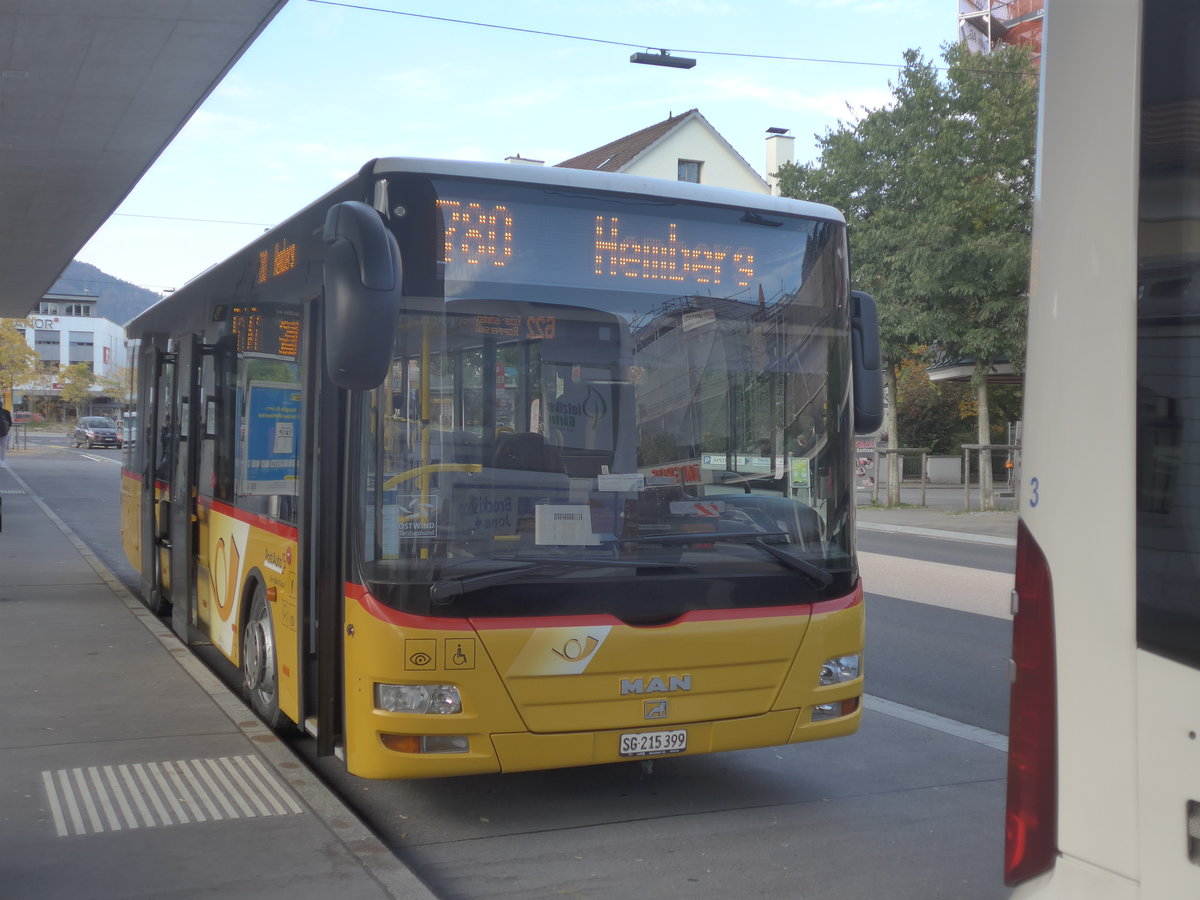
140,346 -> 174,616
139,337 -> 202,642
167,336 -> 202,641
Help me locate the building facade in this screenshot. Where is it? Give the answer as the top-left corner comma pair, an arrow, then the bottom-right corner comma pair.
549,109 -> 793,195
15,291 -> 129,414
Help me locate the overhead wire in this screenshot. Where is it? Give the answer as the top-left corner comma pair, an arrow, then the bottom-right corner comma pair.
304,0 -> 914,71
107,2 -> 1020,241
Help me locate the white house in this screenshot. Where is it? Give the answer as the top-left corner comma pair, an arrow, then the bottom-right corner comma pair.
546,108 -> 796,195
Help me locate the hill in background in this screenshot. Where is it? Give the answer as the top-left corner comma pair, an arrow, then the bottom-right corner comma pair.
49,260 -> 162,325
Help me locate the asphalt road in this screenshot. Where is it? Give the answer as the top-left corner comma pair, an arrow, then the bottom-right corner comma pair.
13,431 -> 1014,900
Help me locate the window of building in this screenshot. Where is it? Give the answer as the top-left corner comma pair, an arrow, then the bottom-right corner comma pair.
69,331 -> 94,364
65,304 -> 91,317
677,159 -> 703,183
35,330 -> 60,363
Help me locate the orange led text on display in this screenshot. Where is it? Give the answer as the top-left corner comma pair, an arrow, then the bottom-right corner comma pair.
436,197 -> 761,292
232,306 -> 301,358
438,200 -> 513,267
277,319 -> 301,357
594,217 -> 755,287
233,307 -> 263,353
471,314 -> 557,341
256,239 -> 298,285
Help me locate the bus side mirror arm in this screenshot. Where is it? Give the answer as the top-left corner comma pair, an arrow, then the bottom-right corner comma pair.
850,290 -> 885,435
323,200 -> 402,390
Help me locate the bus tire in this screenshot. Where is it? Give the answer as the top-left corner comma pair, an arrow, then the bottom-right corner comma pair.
242,581 -> 284,729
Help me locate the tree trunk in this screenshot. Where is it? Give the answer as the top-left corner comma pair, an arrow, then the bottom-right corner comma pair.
975,363 -> 993,511
886,362 -> 901,506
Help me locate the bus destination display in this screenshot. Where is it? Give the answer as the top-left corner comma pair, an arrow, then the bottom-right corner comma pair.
435,194 -> 803,300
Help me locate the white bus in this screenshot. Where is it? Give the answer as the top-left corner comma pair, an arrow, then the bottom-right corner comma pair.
1006,0 -> 1200,895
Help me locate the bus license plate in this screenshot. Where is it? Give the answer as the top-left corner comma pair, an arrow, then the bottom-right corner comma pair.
619,729 -> 687,757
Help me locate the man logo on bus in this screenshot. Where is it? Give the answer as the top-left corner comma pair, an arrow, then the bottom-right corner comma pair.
620,675 -> 693,695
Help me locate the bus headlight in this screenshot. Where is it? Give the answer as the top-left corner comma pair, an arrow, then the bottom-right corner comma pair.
375,683 -> 462,714
819,654 -> 861,685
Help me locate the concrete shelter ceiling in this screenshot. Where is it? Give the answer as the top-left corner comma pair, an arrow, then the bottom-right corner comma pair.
0,0 -> 287,317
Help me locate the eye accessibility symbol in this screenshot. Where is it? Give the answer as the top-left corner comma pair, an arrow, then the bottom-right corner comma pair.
405,639 -> 437,670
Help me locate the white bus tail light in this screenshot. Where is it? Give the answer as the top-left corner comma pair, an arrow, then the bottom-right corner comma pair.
1004,520 -> 1058,886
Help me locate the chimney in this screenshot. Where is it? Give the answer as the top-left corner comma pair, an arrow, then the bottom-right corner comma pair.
765,127 -> 794,196
505,154 -> 545,166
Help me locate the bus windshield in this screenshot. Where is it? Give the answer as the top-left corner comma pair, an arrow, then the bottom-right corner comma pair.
356,179 -> 854,618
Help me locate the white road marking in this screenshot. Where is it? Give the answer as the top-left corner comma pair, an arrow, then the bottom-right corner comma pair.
859,550 -> 1013,619
865,694 -> 1008,753
41,756 -> 304,837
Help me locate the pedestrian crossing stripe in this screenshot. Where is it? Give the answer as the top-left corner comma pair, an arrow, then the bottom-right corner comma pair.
41,755 -> 304,837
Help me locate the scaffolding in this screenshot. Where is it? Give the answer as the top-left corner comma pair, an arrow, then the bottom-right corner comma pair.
958,0 -> 1044,62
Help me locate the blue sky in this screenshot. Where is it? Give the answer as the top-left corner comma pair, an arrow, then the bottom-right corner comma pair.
76,0 -> 958,293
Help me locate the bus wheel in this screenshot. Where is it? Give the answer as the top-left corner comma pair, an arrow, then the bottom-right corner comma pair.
242,582 -> 283,729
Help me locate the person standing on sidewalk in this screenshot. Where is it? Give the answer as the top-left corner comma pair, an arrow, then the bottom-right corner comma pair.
0,404 -> 12,467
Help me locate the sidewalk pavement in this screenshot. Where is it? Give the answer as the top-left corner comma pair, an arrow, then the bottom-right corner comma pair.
856,484 -> 1018,546
0,461 -> 1014,900
0,464 -> 437,900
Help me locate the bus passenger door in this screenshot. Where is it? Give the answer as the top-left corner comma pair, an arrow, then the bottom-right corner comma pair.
140,346 -> 174,616
168,336 -> 202,641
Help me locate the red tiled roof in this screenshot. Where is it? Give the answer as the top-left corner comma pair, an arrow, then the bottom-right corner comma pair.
556,109 -> 699,172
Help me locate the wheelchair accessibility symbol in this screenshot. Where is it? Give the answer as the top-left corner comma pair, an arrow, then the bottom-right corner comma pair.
445,638 -> 475,670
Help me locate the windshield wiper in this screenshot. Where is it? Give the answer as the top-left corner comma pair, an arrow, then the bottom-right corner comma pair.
748,538 -> 834,587
429,557 -> 696,602
605,531 -> 834,587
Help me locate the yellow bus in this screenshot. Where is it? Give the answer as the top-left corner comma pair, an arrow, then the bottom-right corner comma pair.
121,158 -> 883,778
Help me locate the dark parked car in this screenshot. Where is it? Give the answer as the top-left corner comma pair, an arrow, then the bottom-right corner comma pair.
74,416 -> 122,449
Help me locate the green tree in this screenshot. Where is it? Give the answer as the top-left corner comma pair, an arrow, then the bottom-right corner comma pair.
895,358 -> 973,457
0,319 -> 39,406
777,42 -> 1037,507
95,363 -> 133,409
59,362 -> 96,419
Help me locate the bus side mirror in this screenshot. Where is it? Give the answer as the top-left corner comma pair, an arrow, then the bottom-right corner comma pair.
323,200 -> 402,390
850,290 -> 885,435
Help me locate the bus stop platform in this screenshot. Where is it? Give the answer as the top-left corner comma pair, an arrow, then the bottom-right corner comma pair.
0,466 -> 438,900
0,459 -> 1016,900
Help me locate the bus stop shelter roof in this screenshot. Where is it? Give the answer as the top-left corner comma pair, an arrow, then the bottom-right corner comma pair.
0,0 -> 287,319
